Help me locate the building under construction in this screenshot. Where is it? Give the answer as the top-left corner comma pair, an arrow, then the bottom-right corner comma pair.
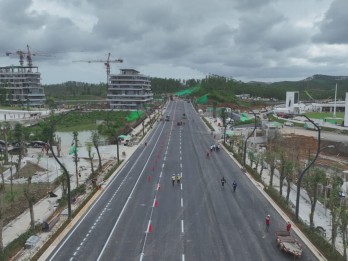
0,65 -> 46,107
0,45 -> 46,107
107,69 -> 153,110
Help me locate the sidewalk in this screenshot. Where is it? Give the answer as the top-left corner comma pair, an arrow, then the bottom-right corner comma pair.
2,111 -> 161,260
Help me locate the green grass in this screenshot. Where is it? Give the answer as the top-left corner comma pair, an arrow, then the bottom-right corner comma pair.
304,112 -> 344,119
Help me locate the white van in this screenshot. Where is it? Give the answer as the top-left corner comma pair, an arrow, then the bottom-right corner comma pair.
284,122 -> 294,127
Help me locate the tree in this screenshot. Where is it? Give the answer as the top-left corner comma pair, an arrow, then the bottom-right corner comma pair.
91,131 -> 102,171
212,101 -> 217,118
24,177 -> 35,230
338,203 -> 348,259
302,167 -> 326,228
277,150 -> 286,196
265,150 -> 277,187
327,176 -> 343,249
13,123 -> 26,176
284,161 -> 294,203
86,142 -> 95,178
0,122 -> 10,164
220,108 -> 228,144
72,131 -> 79,186
248,150 -> 256,169
58,168 -> 68,197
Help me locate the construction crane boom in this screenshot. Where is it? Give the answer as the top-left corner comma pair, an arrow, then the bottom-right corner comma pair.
6,44 -> 51,67
73,53 -> 123,85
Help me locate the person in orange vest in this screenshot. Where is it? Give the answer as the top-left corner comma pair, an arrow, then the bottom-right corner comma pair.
286,221 -> 291,232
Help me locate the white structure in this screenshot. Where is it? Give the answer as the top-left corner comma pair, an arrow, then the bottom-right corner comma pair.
285,91 -> 300,114
0,66 -> 46,107
107,69 -> 153,110
345,93 -> 348,127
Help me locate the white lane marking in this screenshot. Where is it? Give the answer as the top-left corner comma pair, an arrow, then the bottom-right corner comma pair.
182,254 -> 185,261
140,253 -> 145,261
181,183 -> 183,190
96,124 -> 167,261
180,163 -> 182,169
181,220 -> 184,233
181,198 -> 183,208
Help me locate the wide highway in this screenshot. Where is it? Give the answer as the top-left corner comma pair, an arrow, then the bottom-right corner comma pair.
47,100 -> 318,261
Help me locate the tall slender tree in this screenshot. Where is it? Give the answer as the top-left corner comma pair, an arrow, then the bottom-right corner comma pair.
303,167 -> 326,228
91,131 -> 102,171
24,177 -> 35,230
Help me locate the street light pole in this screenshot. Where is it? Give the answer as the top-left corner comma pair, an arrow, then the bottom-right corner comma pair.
295,115 -> 321,221
116,137 -> 120,164
243,111 -> 257,166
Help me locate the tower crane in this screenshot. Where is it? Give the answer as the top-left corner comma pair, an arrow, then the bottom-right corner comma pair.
73,53 -> 123,85
6,44 -> 51,67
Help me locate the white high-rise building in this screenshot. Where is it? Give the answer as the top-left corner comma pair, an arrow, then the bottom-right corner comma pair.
285,91 -> 300,114
107,69 -> 153,110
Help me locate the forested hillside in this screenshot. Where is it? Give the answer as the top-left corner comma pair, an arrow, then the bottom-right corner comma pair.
42,74 -> 348,103
43,81 -> 106,100
246,75 -> 348,101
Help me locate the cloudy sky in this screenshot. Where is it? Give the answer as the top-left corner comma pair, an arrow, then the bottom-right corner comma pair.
0,0 -> 347,84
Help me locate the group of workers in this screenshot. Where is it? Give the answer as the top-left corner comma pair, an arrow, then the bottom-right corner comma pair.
207,144 -> 221,158
172,174 -> 182,186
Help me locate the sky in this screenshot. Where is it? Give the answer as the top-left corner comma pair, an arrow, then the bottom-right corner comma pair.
0,0 -> 347,84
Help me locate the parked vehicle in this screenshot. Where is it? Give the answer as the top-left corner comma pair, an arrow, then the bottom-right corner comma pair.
29,141 -> 48,148
0,140 -> 9,147
275,231 -> 302,258
165,115 -> 170,121
11,141 -> 23,147
284,122 -> 294,127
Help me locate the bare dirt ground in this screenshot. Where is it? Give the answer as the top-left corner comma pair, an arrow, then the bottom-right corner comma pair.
281,133 -> 347,172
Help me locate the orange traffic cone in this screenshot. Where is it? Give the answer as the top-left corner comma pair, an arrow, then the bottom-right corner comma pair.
147,176 -> 151,182
157,184 -> 161,191
154,199 -> 158,207
152,166 -> 155,171
148,223 -> 153,233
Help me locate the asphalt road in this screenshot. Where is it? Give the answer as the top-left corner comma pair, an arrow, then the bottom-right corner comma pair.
47,100 -> 318,261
